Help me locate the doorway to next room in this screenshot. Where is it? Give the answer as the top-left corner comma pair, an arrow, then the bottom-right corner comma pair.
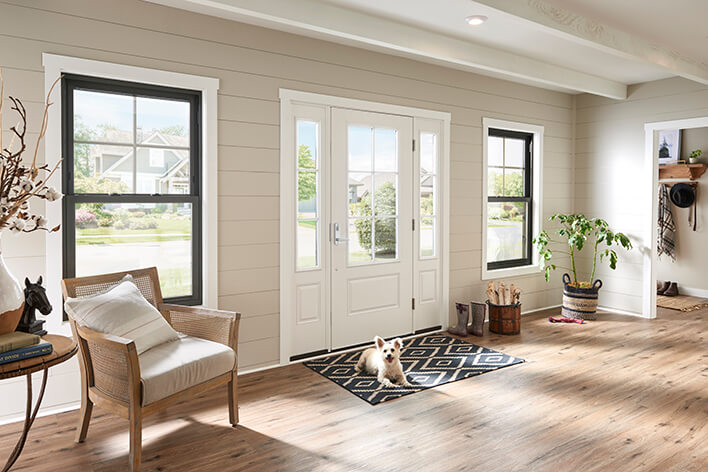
651,121 -> 708,315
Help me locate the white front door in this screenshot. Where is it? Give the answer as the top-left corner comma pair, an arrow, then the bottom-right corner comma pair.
330,109 -> 414,348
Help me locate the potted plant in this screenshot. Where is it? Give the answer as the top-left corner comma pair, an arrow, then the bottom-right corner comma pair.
689,149 -> 702,164
533,214 -> 632,320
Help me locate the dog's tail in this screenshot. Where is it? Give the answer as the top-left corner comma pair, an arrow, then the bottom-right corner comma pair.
355,354 -> 365,373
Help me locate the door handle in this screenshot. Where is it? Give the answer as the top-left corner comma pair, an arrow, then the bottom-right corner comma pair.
333,223 -> 349,245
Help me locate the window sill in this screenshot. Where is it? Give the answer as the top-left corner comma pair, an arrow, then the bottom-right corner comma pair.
481,264 -> 540,281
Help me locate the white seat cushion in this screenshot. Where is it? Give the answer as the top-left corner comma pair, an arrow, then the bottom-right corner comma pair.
64,276 -> 179,355
138,334 -> 235,406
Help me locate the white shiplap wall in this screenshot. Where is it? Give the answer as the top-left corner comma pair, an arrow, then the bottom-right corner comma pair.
574,77 -> 708,313
0,0 -> 574,421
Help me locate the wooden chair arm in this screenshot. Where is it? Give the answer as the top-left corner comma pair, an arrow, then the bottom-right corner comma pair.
71,321 -> 141,405
74,323 -> 136,348
158,304 -> 241,353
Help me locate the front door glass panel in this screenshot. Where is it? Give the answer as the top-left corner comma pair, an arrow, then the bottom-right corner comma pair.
347,126 -> 399,264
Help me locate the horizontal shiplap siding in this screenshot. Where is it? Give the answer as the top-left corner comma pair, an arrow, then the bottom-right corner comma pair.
574,77 -> 708,313
0,0 -> 573,377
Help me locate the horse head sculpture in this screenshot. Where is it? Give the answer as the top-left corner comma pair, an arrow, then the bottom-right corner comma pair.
18,276 -> 50,336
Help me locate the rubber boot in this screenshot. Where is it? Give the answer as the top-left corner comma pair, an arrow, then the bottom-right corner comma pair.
467,302 -> 486,337
448,303 -> 469,336
657,281 -> 671,295
663,282 -> 678,297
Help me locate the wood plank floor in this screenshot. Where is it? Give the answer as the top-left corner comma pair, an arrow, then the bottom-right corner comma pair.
1,307 -> 706,471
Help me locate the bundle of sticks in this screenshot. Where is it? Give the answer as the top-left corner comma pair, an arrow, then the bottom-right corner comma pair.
487,281 -> 521,305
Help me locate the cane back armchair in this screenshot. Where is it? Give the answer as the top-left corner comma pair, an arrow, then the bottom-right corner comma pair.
61,267 -> 241,471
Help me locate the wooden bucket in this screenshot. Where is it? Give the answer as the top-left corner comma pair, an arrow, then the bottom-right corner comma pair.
562,273 -> 602,320
487,301 -> 521,335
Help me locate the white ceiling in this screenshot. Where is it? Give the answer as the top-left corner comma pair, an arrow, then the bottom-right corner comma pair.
323,0 -> 673,84
545,0 -> 708,67
146,0 -> 708,99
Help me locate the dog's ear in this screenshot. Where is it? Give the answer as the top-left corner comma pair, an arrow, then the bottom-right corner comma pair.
393,338 -> 403,350
374,336 -> 385,349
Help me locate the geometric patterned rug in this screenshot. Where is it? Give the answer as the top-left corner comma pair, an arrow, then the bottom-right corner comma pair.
303,334 -> 524,405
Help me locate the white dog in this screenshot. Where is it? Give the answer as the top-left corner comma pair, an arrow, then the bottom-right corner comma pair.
355,336 -> 411,387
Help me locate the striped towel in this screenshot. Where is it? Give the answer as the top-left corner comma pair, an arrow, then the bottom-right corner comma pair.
657,184 -> 676,261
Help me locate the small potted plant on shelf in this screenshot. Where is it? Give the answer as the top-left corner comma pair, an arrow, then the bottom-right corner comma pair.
533,214 -> 632,320
689,149 -> 702,164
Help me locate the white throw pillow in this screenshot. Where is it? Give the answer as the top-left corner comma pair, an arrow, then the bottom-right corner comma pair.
65,275 -> 179,354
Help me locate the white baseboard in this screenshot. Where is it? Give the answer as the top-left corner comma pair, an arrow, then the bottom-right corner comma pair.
597,306 -> 645,318
0,401 -> 81,427
239,362 -> 281,375
521,304 -> 560,315
678,286 -> 708,298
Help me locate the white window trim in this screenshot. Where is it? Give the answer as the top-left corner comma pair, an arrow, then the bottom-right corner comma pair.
42,54 -> 219,335
481,117 -> 544,281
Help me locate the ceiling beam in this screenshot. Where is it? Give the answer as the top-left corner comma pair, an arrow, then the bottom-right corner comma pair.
474,0 -> 708,86
146,0 -> 627,99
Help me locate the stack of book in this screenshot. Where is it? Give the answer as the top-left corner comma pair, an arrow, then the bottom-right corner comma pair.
0,332 -> 53,366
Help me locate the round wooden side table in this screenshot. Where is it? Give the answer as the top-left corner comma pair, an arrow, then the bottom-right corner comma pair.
0,334 -> 77,472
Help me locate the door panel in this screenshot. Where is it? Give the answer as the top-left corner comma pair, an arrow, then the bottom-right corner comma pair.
413,119 -> 444,331
290,105 -> 329,357
348,274 -> 400,314
331,109 -> 414,348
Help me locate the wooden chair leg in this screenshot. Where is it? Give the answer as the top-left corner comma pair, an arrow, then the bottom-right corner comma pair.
129,409 -> 142,471
74,395 -> 93,443
228,372 -> 239,427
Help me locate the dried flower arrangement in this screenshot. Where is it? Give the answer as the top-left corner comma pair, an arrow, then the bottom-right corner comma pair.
0,68 -> 62,234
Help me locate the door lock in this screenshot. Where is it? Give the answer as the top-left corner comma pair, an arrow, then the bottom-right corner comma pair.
333,222 -> 349,245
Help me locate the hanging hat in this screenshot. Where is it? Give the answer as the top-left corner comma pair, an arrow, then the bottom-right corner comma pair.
669,183 -> 695,208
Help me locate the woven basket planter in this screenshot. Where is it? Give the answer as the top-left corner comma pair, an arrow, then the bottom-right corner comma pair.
561,273 -> 602,320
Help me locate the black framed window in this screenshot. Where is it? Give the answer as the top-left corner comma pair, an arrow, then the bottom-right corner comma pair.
486,128 -> 533,270
61,74 -> 202,306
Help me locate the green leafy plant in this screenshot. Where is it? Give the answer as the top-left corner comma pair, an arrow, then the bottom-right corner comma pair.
533,213 -> 632,287
297,145 -> 316,202
690,149 -> 702,159
352,182 -> 396,254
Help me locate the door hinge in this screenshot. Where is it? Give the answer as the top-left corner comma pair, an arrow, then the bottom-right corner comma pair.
412,298 -> 416,310
412,218 -> 415,231
412,139 -> 416,152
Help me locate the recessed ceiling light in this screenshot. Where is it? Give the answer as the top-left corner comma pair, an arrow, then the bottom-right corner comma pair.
465,15 -> 488,26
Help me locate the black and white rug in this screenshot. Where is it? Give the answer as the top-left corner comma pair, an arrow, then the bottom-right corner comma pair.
303,334 -> 524,405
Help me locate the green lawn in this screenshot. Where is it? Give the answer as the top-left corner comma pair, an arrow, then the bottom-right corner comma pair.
159,267 -> 192,298
77,234 -> 191,245
297,220 -> 317,229
77,218 -> 191,245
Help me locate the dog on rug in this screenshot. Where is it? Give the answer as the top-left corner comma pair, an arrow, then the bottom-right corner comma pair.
355,336 -> 412,388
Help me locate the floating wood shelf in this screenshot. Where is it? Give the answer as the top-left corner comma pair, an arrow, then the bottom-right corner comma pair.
658,163 -> 707,180
658,181 -> 697,188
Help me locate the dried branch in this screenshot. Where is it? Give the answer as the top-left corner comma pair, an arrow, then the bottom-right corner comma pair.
6,96 -> 26,158
31,75 -> 62,173
0,67 -> 62,233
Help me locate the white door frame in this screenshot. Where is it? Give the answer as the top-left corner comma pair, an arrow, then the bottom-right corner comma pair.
643,116 -> 708,319
279,89 -> 451,365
